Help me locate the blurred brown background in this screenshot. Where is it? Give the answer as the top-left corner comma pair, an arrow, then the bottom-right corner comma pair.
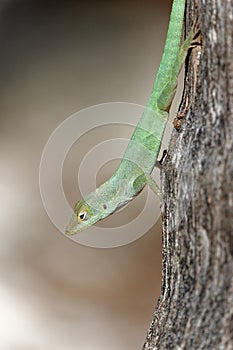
0,0 -> 173,349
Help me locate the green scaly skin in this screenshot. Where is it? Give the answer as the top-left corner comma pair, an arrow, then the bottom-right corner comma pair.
66,0 -> 197,235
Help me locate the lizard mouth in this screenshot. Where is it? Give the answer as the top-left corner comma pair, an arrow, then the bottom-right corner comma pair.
65,225 -> 78,236
65,221 -> 90,235
65,213 -> 82,235
65,226 -> 77,236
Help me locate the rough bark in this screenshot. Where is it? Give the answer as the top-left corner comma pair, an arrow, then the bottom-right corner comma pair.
143,0 -> 233,349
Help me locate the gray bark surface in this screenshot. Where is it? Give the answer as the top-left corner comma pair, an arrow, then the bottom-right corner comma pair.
143,0 -> 233,349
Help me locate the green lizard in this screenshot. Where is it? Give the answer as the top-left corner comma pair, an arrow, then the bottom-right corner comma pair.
66,0 -> 200,235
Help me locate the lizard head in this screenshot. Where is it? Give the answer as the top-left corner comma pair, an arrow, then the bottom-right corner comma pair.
65,176 -> 132,235
65,181 -> 120,235
65,197 -> 107,235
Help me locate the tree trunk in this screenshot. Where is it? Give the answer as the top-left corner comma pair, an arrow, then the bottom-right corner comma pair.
143,0 -> 233,349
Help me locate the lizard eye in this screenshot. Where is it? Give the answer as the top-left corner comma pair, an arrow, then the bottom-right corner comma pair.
103,204 -> 107,210
78,211 -> 87,222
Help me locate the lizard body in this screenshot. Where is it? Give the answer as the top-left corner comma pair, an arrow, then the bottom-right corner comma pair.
66,0 -> 199,235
